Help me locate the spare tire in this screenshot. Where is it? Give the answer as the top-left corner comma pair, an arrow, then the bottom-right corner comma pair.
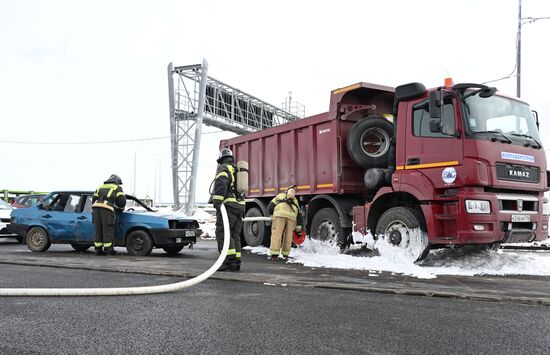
347,115 -> 394,168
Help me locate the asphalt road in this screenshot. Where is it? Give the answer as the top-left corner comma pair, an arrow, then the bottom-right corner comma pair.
1,239 -> 550,305
1,263 -> 550,355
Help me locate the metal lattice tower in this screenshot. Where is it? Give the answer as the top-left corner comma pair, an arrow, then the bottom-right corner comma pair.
168,60 -> 302,212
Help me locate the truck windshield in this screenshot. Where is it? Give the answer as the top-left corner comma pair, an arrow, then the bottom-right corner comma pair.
463,93 -> 541,145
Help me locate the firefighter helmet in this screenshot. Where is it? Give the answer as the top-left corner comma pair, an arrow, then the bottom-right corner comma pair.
217,147 -> 234,163
105,174 -> 123,185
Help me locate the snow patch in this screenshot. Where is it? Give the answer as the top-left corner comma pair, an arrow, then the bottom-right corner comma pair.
245,234 -> 550,279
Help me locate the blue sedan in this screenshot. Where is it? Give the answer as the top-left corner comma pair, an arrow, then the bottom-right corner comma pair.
8,191 -> 201,256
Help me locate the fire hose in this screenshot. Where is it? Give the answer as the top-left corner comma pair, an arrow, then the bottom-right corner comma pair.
0,204 -> 230,297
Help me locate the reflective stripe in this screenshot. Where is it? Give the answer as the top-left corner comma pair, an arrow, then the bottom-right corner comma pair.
282,252 -> 290,256
227,248 -> 236,256
116,192 -> 125,197
94,242 -> 102,247
223,197 -> 245,204
103,242 -> 113,247
270,251 -> 279,256
216,172 -> 228,179
92,201 -> 114,212
396,160 -> 460,170
212,195 -> 224,201
236,252 -> 241,259
227,165 -> 235,191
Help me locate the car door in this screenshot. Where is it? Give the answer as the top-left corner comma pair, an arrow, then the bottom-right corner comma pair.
41,193 -> 82,242
74,194 -> 95,243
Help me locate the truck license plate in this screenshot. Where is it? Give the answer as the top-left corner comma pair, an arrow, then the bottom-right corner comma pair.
511,215 -> 530,222
176,238 -> 182,243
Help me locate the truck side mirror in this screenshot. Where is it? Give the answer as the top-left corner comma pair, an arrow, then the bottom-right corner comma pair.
532,110 -> 539,130
429,91 -> 442,119
429,119 -> 441,133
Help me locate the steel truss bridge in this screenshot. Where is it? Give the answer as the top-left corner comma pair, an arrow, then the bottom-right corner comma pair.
168,60 -> 302,213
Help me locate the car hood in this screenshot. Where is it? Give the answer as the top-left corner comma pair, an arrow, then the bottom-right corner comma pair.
126,211 -> 197,222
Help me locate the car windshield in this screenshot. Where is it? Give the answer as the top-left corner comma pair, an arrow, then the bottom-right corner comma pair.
463,93 -> 541,143
0,199 -> 12,210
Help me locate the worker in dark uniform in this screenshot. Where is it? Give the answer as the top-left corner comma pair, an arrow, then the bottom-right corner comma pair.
92,174 -> 126,256
211,148 -> 245,271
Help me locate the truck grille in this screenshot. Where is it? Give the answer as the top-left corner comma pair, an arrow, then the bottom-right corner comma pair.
499,199 -> 538,212
496,163 -> 539,183
497,194 -> 539,213
502,230 -> 536,243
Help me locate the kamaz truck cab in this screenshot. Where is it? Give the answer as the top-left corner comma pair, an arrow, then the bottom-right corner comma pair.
356,81 -> 549,260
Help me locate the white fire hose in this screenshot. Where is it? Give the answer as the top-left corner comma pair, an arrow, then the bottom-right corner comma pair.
0,204 -> 230,297
242,216 -> 273,222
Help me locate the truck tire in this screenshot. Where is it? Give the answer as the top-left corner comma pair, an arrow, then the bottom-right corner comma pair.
347,116 -> 394,168
310,207 -> 343,246
163,245 -> 184,255
26,227 -> 51,252
126,230 -> 153,256
71,243 -> 91,252
243,207 -> 269,247
374,207 -> 429,261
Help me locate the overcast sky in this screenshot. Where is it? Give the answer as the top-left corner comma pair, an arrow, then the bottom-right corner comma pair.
1,0 -> 549,204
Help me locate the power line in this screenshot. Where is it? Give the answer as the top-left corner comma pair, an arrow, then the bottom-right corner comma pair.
0,130 -> 224,145
0,136 -> 169,145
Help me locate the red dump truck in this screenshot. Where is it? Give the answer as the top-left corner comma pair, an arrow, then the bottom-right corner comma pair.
221,81 -> 549,260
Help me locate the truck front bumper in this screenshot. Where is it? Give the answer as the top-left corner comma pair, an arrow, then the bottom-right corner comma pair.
427,191 -> 549,245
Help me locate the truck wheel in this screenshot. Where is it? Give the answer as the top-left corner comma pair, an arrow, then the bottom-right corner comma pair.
26,227 -> 51,252
243,207 -> 269,247
310,208 -> 343,245
71,243 -> 91,252
126,230 -> 153,256
162,245 -> 184,255
374,207 -> 429,261
347,116 -> 394,168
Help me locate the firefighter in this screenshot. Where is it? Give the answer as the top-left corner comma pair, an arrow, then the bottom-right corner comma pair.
268,185 -> 302,260
92,174 -> 126,256
211,148 -> 245,271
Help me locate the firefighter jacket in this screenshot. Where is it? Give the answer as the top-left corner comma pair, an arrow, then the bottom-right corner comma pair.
268,192 -> 301,223
211,163 -> 245,208
92,183 -> 126,212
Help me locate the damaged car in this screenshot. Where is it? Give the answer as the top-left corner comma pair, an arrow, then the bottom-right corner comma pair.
8,191 -> 201,256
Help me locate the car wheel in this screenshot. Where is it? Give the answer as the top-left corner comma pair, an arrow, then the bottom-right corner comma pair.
26,227 -> 51,252
374,207 -> 429,262
71,243 -> 91,252
162,245 -> 184,255
126,230 -> 153,256
243,207 -> 269,247
347,116 -> 394,168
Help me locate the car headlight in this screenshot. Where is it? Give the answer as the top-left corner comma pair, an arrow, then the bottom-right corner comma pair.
543,203 -> 550,216
465,200 -> 491,214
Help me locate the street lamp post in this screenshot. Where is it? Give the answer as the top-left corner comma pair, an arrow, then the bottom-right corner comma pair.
516,0 -> 550,98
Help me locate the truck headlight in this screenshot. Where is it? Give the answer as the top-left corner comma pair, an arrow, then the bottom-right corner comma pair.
465,200 -> 491,214
543,203 -> 550,216
185,230 -> 195,237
